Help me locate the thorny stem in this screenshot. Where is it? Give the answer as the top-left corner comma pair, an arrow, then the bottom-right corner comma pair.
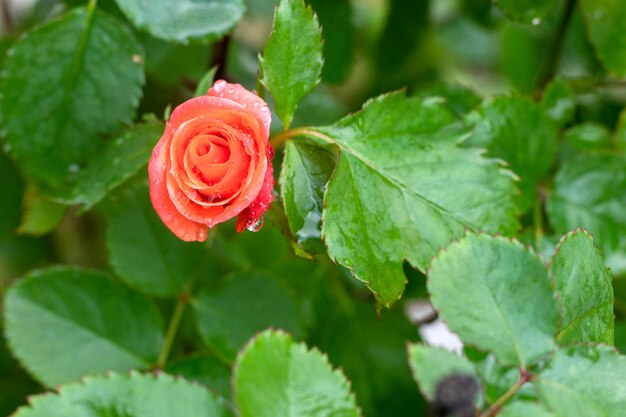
479,369 -> 534,417
535,0 -> 577,92
155,291 -> 189,370
270,127 -> 332,148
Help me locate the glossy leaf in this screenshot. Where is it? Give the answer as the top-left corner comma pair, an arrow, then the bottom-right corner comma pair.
0,151 -> 23,242
193,273 -> 301,362
466,95 -> 558,211
12,372 -> 232,417
17,187 -> 67,236
260,0 -> 323,129
315,92 -> 518,305
4,267 -> 164,386
551,230 -> 614,345
115,0 -> 244,44
541,77 -> 575,127
564,123 -> 612,151
106,181 -> 207,297
0,6 -> 144,198
536,345 -> 626,417
580,0 -> 626,76
234,330 -> 359,417
280,139 -> 335,254
165,355 -> 231,400
547,154 -> 626,276
428,234 -> 558,367
407,344 -> 476,401
495,0 -> 554,23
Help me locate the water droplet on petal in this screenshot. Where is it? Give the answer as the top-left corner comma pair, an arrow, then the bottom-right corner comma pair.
253,102 -> 260,107
213,80 -> 227,93
196,228 -> 207,241
246,218 -> 264,232
260,106 -> 269,113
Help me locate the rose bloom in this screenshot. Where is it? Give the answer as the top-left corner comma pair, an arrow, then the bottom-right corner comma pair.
148,80 -> 274,242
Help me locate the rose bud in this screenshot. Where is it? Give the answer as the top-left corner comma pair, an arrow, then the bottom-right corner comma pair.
148,80 -> 274,242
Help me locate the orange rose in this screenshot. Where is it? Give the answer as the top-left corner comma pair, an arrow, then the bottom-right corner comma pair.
148,80 -> 274,242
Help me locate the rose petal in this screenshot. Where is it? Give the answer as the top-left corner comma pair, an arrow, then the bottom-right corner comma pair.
236,148 -> 275,232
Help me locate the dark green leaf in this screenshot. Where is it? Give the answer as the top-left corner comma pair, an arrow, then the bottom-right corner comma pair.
193,272 -> 301,362
547,154 -> 626,276
495,0 -> 554,23
541,77 -> 575,127
0,6 -> 144,198
428,234 -> 558,367
551,229 -> 614,345
536,345 -> 626,416
106,181 -> 207,297
260,0 -> 323,129
165,355 -> 231,400
499,401 -> 556,417
0,150 -> 23,242
579,0 -> 626,76
12,372 -> 232,417
564,123 -> 612,151
17,187 -> 67,236
234,330 -> 359,417
315,93 -> 518,305
416,83 -> 481,118
307,0 -> 354,83
407,344 -> 476,401
280,139 -> 335,255
4,267 -> 164,386
115,0 -> 244,43
466,95 -> 558,211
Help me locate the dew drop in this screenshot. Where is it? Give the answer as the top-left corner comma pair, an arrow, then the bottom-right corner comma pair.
227,87 -> 235,94
260,106 -> 269,113
531,17 -> 541,25
213,79 -> 227,93
196,228 -> 207,241
246,218 -> 264,232
253,102 -> 260,107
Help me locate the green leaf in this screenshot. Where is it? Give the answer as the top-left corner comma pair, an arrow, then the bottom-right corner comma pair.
234,330 -> 359,417
12,372 -> 232,417
546,154 -> 626,276
551,230 -> 614,345
193,272 -> 302,362
499,401 -> 556,417
64,117 -> 164,209
280,139 -> 335,255
315,93 -> 518,305
307,0 -> 354,83
115,0 -> 244,44
17,187 -> 67,236
106,181 -> 207,297
541,77 -> 575,127
416,83 -> 481,118
428,234 -> 558,367
564,123 -> 612,151
580,0 -> 626,76
4,267 -> 164,386
0,150 -> 23,242
615,107 -> 626,150
260,0 -> 323,129
536,345 -> 626,417
165,355 -> 231,400
495,0 -> 554,23
0,6 -> 144,199
466,95 -> 558,211
195,66 -> 219,97
407,344 -> 476,401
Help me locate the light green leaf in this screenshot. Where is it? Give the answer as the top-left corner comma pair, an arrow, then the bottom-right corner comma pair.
0,151 -> 23,242
4,267 -> 164,386
193,273 -> 302,362
495,0 -> 555,23
564,123 -> 612,151
64,117 -> 164,209
166,355 -> 231,400
580,0 -> 626,76
0,6 -> 144,199
428,234 -> 558,367
536,345 -> 626,417
541,77 -> 575,127
195,66 -> 219,97
115,0 -> 244,44
407,344 -> 476,401
551,229 -> 614,345
234,330 -> 360,417
314,92 -> 518,305
466,95 -> 558,211
12,372 -> 232,417
260,0 -> 323,129
546,154 -> 626,276
17,186 -> 67,236
106,181 -> 207,297
280,139 -> 335,255
499,401 -> 556,417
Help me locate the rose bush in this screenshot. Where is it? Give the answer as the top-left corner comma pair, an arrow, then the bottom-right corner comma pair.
148,80 -> 274,241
